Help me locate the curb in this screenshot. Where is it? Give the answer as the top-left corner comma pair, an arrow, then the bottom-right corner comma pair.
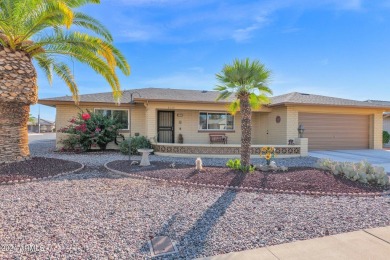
0,163 -> 85,186
104,162 -> 390,197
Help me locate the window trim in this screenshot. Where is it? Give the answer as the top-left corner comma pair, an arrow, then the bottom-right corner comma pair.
94,108 -> 130,130
198,111 -> 235,131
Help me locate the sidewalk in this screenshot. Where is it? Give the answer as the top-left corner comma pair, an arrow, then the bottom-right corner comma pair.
200,226 -> 390,260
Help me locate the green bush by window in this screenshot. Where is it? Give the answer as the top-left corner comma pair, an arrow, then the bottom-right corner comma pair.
383,131 -> 390,144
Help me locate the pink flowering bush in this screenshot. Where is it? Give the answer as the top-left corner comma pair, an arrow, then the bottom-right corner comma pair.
59,110 -> 122,151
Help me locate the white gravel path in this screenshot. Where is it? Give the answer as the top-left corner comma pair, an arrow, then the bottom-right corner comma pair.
0,141 -> 389,259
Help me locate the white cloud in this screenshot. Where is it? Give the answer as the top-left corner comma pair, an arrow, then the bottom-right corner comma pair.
103,0 -> 367,43
232,25 -> 260,42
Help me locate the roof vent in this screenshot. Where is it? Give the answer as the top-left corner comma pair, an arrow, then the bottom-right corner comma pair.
201,90 -> 208,93
299,93 -> 310,96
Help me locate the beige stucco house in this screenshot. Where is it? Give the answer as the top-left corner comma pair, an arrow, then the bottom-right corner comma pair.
39,88 -> 390,157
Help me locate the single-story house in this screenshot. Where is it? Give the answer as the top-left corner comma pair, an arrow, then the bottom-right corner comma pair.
39,88 -> 390,157
28,118 -> 55,133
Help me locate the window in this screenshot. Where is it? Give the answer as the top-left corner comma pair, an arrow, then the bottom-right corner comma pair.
199,112 -> 234,130
95,109 -> 129,130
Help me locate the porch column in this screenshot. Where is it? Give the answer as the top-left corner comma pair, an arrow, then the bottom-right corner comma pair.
370,112 -> 383,149
295,138 -> 308,156
286,108 -> 299,143
145,107 -> 157,142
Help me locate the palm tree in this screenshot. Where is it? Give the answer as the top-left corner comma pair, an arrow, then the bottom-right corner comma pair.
215,58 -> 272,169
0,0 -> 130,163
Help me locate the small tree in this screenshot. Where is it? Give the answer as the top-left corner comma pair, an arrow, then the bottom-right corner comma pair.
215,58 -> 272,169
60,110 -> 122,151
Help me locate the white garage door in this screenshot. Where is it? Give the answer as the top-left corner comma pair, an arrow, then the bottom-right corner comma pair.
299,113 -> 369,150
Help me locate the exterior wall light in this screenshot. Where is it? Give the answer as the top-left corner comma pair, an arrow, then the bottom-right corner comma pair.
298,124 -> 305,138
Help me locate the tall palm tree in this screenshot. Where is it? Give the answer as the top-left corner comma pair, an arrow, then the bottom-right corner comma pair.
215,58 -> 272,168
0,0 -> 130,163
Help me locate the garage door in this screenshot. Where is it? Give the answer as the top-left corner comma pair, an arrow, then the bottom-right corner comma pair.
299,113 -> 369,150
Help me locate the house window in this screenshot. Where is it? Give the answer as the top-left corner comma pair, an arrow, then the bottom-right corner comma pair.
199,112 -> 234,130
95,109 -> 129,130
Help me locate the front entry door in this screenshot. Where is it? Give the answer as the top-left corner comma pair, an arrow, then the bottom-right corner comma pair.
157,111 -> 174,143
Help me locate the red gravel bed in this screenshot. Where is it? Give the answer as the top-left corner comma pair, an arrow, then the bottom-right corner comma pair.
107,161 -> 389,194
0,157 -> 83,183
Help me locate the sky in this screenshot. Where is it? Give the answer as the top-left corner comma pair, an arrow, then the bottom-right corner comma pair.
31,0 -> 390,121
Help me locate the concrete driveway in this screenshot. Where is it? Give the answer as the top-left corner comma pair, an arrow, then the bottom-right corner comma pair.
309,149 -> 390,173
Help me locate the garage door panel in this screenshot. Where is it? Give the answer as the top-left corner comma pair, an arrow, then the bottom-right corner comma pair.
299,113 -> 369,150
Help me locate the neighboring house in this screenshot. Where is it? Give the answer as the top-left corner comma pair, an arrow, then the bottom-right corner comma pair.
28,118 -> 55,133
39,88 -> 390,155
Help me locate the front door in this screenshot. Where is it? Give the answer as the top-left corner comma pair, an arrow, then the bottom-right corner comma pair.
157,111 -> 174,143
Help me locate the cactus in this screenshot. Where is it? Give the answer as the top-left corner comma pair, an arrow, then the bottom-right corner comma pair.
358,172 -> 368,183
319,159 -> 389,187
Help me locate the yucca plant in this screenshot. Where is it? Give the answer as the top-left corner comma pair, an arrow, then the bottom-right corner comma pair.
215,58 -> 272,168
0,0 -> 130,163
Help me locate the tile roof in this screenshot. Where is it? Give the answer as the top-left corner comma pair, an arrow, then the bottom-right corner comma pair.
269,92 -> 390,108
365,100 -> 390,106
39,88 -> 390,109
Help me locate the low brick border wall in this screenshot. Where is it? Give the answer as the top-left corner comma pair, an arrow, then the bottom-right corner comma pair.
104,162 -> 390,197
0,162 -> 85,185
153,144 -> 302,158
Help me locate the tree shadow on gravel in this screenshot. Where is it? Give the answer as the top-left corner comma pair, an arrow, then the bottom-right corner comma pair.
39,166 -> 128,183
178,172 -> 247,257
142,172 -> 247,258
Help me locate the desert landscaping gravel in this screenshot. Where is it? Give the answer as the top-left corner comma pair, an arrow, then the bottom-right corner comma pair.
106,161 -> 389,194
0,140 -> 389,259
0,157 -> 82,183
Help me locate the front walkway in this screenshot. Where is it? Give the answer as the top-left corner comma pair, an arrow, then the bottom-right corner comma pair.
309,149 -> 390,173
201,226 -> 390,260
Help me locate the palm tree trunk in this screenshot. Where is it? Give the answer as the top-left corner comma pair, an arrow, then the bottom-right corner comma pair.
0,103 -> 31,162
240,95 -> 252,167
0,47 -> 38,163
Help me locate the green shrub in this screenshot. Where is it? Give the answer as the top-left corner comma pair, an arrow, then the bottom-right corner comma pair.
318,159 -> 389,186
226,159 -> 241,169
119,136 -> 152,155
226,159 -> 255,173
383,131 -> 390,144
59,110 -> 122,151
59,134 -> 82,152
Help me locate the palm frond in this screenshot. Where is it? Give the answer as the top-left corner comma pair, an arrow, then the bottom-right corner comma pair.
0,0 -> 129,104
34,54 -> 54,85
66,0 -> 100,8
227,100 -> 240,115
52,62 -> 79,103
249,93 -> 270,109
215,89 -> 232,101
73,12 -> 113,41
215,58 -> 272,111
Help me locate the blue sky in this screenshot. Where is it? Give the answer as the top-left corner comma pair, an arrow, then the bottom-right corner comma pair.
32,0 -> 390,121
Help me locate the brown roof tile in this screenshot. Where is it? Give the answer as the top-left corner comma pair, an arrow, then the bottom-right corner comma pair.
39,88 -> 390,109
